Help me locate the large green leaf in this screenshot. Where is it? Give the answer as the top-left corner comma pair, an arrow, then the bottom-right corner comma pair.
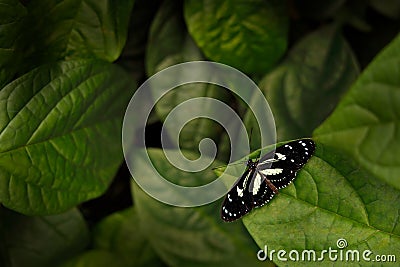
132,148 -> 273,267
0,60 -> 134,214
253,26 -> 359,142
146,0 -> 232,159
92,208 -> 163,267
0,207 -> 89,267
20,0 -> 134,69
0,0 -> 26,88
118,0 -> 162,81
314,33 -> 400,190
242,141 -> 400,266
184,0 -> 288,74
145,0 -> 201,76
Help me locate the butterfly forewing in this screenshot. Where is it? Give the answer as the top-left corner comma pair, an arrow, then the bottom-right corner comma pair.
258,139 -> 315,189
221,139 -> 315,222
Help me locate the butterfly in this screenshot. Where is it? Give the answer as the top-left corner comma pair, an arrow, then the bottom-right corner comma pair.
221,139 -> 315,222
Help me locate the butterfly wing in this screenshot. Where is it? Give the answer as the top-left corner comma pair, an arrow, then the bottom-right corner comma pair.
248,171 -> 276,207
256,138 -> 315,193
221,168 -> 256,222
221,139 -> 315,221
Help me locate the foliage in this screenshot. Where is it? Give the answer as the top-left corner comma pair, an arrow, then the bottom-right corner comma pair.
0,0 -> 399,266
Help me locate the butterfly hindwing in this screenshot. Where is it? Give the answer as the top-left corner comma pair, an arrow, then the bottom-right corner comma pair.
249,172 -> 276,207
221,168 -> 256,222
263,168 -> 297,190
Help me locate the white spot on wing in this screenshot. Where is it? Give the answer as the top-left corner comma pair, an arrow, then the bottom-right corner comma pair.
236,170 -> 253,198
258,152 -> 287,167
260,168 -> 283,176
275,153 -> 286,160
241,171 -> 252,188
258,158 -> 275,165
252,173 -> 263,195
237,187 -> 244,197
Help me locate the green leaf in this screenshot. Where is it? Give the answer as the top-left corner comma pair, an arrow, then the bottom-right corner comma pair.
0,207 -> 89,267
66,0 -> 135,61
146,0 -> 232,159
243,141 -> 400,266
0,60 -> 134,214
184,0 -> 288,74
146,0 -> 202,76
335,2 -> 372,33
252,26 -> 359,142
92,208 -> 163,267
58,250 -> 125,267
132,148 -> 274,267
20,0 -> 134,69
314,33 -> 400,190
118,0 -> 161,81
0,0 -> 26,88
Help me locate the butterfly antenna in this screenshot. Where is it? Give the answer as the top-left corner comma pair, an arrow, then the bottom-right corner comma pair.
248,127 -> 255,152
249,127 -> 253,147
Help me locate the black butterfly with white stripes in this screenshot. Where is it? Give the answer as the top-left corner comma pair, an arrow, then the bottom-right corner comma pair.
221,139 -> 315,222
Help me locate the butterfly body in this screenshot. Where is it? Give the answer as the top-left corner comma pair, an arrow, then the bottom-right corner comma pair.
221,139 -> 315,222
